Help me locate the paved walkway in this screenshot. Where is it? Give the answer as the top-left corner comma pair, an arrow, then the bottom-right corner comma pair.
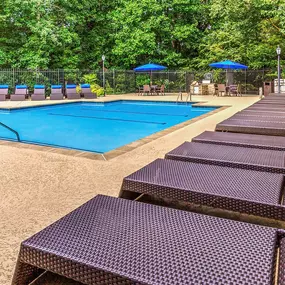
0,94 -> 259,284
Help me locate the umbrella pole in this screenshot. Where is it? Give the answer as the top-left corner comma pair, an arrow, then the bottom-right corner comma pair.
150,70 -> 152,85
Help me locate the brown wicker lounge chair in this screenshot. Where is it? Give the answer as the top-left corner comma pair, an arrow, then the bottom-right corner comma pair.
228,114 -> 285,123
192,131 -> 285,151
50,85 -> 63,100
269,93 -> 285,96
66,84 -> 80,99
81,84 -> 96,99
11,85 -> 27,101
246,104 -> 285,111
12,195 -> 284,285
237,110 -> 285,118
31,85 -> 45,101
261,96 -> 285,101
242,108 -> 285,115
216,118 -> 285,136
256,100 -> 285,106
0,85 -> 8,101
121,158 -> 285,220
165,142 -> 285,173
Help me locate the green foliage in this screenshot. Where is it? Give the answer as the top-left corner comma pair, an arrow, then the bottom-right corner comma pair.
105,81 -> 114,95
136,75 -> 150,86
0,0 -> 284,70
82,73 -> 99,85
81,73 -> 104,96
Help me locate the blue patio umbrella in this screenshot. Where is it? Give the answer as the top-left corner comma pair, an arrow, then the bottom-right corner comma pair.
134,63 -> 167,84
209,60 -> 248,70
209,60 -> 248,85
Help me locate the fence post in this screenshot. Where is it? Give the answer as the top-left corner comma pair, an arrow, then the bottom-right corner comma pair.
185,71 -> 187,92
245,69 -> 247,95
113,69 -> 116,94
168,71 -> 170,93
13,68 -> 15,86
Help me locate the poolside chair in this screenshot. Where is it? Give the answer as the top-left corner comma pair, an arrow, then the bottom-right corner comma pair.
66,84 -> 80,99
143,84 -> 151,95
192,131 -> 285,151
229,85 -> 239,96
12,195 -> 284,285
165,141 -> 285,174
31,85 -> 46,101
155,84 -> 165,95
50,85 -> 63,100
216,117 -> 285,136
217,84 -> 226,96
121,158 -> 285,221
0,85 -> 9,101
80,84 -> 96,99
10,85 -> 27,101
137,86 -> 144,95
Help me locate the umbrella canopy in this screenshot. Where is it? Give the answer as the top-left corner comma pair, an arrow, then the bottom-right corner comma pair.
209,60 -> 248,70
134,63 -> 167,72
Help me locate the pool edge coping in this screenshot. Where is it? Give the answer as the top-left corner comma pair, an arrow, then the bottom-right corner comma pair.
0,104 -> 230,161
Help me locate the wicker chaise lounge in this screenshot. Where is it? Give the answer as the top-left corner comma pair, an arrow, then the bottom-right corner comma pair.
216,118 -> 285,136
120,158 -> 285,220
242,108 -> 285,115
11,85 -> 27,101
12,195 -> 284,285
228,114 -> 285,123
31,85 -> 46,101
246,105 -> 285,111
237,110 -> 285,118
256,101 -> 285,106
66,84 -> 81,99
50,85 -> 63,100
192,131 -> 285,151
0,85 -> 9,101
165,142 -> 285,173
81,84 -> 96,99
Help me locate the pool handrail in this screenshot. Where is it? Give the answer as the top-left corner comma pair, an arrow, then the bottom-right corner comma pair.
0,122 -> 20,141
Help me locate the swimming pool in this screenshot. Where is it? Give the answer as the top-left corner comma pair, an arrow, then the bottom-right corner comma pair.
0,100 -> 217,153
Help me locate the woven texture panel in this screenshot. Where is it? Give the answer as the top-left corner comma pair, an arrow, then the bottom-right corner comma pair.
257,101 -> 285,105
238,111 -> 285,118
279,237 -> 285,285
122,159 -> 285,220
230,115 -> 285,123
242,109 -> 285,114
13,195 -> 278,285
216,119 -> 285,136
192,131 -> 285,151
165,142 -> 285,173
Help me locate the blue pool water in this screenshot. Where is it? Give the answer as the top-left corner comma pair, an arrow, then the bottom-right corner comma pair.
0,101 -> 217,153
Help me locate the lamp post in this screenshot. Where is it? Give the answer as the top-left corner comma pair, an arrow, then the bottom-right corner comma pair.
102,55 -> 106,96
277,46 -> 281,94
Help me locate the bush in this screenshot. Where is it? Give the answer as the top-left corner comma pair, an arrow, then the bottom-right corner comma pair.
80,73 -> 104,96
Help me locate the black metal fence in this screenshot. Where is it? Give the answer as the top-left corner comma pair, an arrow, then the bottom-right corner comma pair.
0,68 -> 278,95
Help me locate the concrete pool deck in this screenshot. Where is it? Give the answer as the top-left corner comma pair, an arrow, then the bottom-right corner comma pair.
0,94 -> 259,284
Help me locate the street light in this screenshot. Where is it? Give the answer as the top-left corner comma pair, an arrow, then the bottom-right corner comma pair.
102,55 -> 106,96
277,46 -> 281,94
